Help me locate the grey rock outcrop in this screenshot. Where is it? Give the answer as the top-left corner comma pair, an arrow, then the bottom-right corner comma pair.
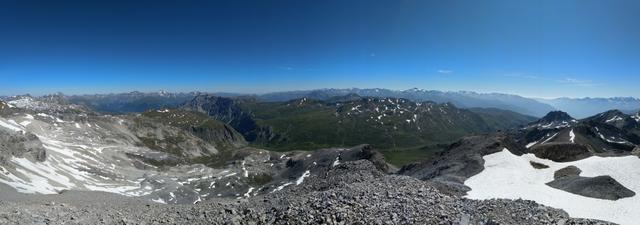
0,129 -> 46,165
547,166 -> 635,200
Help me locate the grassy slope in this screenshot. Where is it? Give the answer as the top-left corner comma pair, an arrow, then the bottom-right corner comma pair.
469,107 -> 538,131
240,99 -> 496,152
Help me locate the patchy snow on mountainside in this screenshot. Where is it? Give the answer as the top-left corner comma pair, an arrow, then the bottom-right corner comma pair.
0,109 -> 268,204
605,115 -> 624,123
465,148 -> 640,225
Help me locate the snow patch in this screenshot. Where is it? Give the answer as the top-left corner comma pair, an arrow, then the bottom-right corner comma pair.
241,161 -> 249,178
605,116 -> 624,123
271,182 -> 293,193
19,120 -> 32,127
569,129 -> 575,143
465,148 -> 640,225
332,157 -> 340,167
151,198 -> 167,204
243,187 -> 255,198
296,170 -> 310,185
0,119 -> 24,132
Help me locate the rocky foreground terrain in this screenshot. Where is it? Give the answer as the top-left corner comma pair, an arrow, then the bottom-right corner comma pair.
0,160 -> 612,225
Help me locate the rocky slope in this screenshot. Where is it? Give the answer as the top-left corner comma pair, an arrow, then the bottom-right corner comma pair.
398,133 -> 526,195
0,96 -> 404,205
0,160 -> 612,225
517,110 -> 640,158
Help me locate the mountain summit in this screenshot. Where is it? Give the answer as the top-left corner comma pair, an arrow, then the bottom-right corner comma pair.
537,111 -> 575,124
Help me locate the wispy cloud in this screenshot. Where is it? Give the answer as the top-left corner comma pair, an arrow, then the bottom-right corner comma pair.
558,78 -> 598,87
504,73 -> 540,79
437,69 -> 453,74
278,66 -> 294,71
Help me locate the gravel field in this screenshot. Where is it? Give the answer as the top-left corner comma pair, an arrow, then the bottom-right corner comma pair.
0,160 -> 614,225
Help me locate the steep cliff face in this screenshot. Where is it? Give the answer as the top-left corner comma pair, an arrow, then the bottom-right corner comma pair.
182,95 -> 260,141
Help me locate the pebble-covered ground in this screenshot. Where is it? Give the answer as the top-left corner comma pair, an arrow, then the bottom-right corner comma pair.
0,160 -> 614,225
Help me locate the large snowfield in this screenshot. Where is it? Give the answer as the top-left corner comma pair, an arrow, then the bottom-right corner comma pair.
465,148 -> 640,225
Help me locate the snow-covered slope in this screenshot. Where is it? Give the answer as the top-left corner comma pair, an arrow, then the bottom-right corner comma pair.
465,148 -> 640,225
0,97 -> 386,204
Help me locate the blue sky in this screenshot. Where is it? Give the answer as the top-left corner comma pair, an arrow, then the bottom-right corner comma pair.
1,0 -> 639,98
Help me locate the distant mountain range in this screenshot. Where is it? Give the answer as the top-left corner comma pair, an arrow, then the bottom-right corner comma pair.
5,88 -> 639,119
258,88 -> 556,117
259,88 -> 640,118
537,97 -> 640,119
182,94 -> 537,151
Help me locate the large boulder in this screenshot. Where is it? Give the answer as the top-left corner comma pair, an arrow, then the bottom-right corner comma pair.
0,129 -> 46,165
547,166 -> 635,200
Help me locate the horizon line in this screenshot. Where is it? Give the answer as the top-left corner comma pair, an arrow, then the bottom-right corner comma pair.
1,87 -> 639,100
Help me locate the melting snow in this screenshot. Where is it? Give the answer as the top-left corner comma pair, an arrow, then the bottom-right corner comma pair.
243,187 -> 255,198
605,116 -> 624,123
0,119 -> 24,132
569,129 -> 575,143
152,198 -> 167,204
271,182 -> 292,193
241,161 -> 249,177
19,121 -> 31,127
296,170 -> 310,185
332,157 -> 340,167
465,148 -> 640,225
525,141 -> 538,149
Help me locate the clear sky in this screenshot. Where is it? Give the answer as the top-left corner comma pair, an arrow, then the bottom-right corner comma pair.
1,0 -> 639,98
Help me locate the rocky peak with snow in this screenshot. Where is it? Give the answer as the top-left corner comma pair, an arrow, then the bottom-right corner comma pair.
4,95 -> 86,114
526,111 -> 576,130
582,110 -> 639,131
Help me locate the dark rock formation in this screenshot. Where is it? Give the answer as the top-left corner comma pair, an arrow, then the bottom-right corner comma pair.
547,166 -> 635,200
530,143 -> 593,162
530,161 -> 549,169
